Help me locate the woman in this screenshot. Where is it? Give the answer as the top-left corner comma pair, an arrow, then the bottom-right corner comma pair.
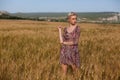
58,12 -> 80,76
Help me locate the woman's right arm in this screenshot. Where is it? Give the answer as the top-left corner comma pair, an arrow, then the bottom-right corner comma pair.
58,26 -> 63,43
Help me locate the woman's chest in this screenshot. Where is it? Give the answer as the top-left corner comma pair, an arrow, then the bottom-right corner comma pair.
64,32 -> 76,40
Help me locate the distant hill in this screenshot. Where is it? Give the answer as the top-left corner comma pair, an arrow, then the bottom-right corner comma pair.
0,11 -> 10,18
77,12 -> 117,20
11,12 -> 118,20
1,11 -> 120,23
0,11 -> 25,19
0,11 -> 10,15
11,12 -> 67,18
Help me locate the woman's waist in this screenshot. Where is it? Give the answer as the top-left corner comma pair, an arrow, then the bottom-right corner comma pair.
62,44 -> 78,47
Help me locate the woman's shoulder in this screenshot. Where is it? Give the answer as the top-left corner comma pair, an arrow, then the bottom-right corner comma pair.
63,27 -> 67,32
76,25 -> 80,32
77,25 -> 80,29
64,27 -> 67,29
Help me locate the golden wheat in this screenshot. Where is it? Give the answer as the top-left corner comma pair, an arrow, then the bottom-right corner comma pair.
0,20 -> 120,80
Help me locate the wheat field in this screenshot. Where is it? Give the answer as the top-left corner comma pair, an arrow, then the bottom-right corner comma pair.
0,20 -> 120,80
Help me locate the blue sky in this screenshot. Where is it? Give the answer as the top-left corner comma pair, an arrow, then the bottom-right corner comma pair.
0,0 -> 120,13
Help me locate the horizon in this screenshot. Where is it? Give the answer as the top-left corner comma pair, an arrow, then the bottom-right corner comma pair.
12,11 -> 120,13
0,10 -> 119,14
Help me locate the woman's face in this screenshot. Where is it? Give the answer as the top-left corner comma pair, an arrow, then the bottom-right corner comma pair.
69,15 -> 77,25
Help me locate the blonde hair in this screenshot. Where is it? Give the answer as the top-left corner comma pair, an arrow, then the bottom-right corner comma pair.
67,12 -> 77,19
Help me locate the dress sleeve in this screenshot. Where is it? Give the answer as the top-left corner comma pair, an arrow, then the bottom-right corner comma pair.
73,26 -> 80,45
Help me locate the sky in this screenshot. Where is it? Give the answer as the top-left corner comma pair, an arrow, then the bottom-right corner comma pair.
0,0 -> 120,13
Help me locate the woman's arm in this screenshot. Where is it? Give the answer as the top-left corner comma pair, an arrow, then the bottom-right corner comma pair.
58,26 -> 63,43
62,41 -> 74,45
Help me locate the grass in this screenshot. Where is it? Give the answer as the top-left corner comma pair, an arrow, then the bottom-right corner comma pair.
0,20 -> 120,80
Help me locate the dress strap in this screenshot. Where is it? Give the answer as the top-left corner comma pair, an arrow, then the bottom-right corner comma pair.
75,26 -> 78,32
64,27 -> 67,33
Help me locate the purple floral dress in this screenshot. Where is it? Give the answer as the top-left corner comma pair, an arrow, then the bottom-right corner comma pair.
60,26 -> 80,68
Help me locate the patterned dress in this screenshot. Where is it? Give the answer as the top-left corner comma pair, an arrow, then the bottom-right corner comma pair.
60,26 -> 80,68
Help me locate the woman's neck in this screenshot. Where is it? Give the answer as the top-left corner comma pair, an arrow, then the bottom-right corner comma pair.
69,24 -> 77,28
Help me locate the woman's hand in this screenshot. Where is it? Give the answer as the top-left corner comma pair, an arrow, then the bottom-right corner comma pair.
60,40 -> 63,44
58,26 -> 62,30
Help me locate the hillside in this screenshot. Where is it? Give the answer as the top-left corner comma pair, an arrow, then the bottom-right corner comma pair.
11,12 -> 117,20
0,11 -> 24,19
1,11 -> 120,23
